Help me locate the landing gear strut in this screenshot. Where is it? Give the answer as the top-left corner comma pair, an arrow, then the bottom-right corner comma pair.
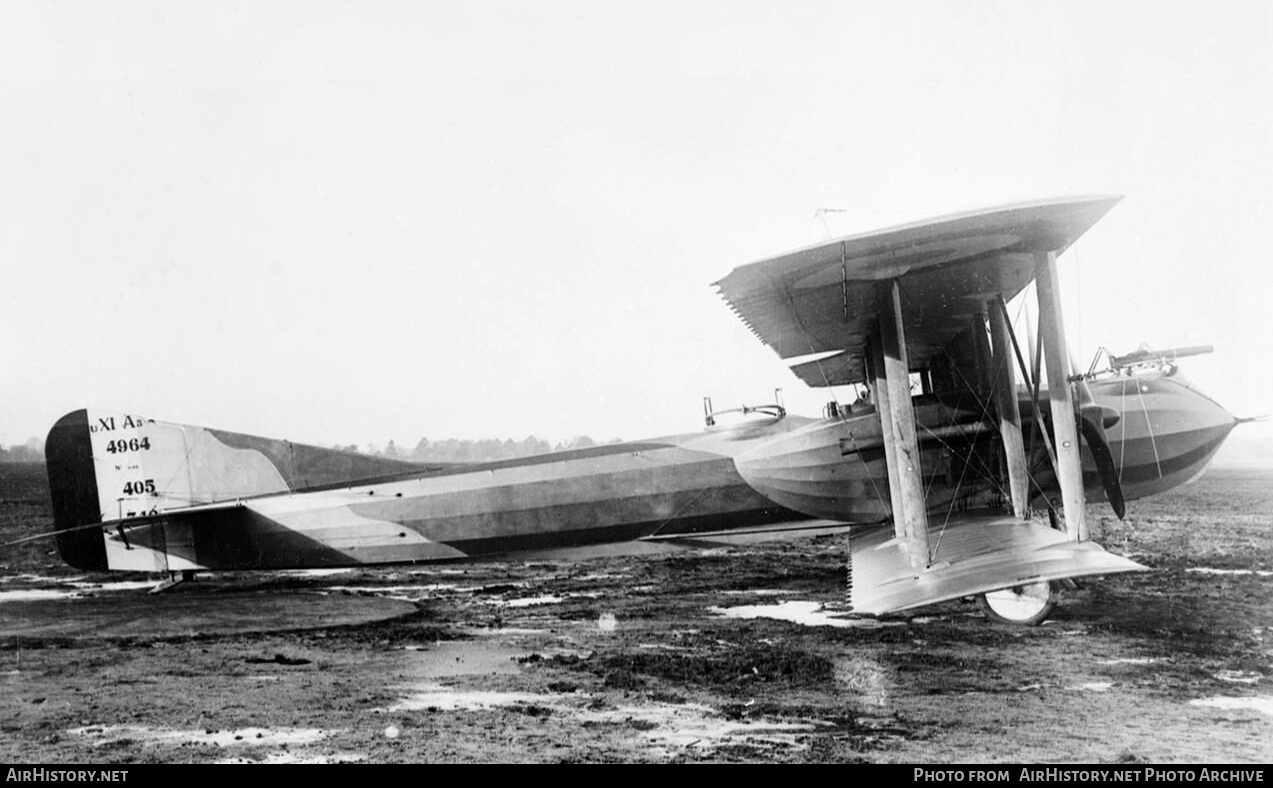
978,581 -> 1058,626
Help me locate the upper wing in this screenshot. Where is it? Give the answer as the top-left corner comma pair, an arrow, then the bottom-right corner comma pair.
713,195 -> 1121,387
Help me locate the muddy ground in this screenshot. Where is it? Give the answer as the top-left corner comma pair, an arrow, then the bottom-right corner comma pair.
1,463 -> 1270,764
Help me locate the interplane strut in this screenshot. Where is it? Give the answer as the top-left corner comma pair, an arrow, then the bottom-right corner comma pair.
988,295 -> 1029,519
1033,250 -> 1089,541
876,279 -> 931,572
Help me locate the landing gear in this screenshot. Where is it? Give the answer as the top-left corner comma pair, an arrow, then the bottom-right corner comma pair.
978,580 -> 1058,626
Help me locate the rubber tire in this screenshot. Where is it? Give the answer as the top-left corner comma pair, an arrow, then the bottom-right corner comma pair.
978,581 -> 1059,626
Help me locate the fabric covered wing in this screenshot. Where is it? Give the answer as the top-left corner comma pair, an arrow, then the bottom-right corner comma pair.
714,195 -> 1121,387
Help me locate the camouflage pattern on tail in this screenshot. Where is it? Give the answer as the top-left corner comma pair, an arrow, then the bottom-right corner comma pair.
45,409 -> 424,570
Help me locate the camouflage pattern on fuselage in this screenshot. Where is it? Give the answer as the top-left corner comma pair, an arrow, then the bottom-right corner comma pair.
46,366 -> 1235,572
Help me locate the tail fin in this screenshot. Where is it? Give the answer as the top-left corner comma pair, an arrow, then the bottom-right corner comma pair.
45,409 -> 423,570
46,411 -> 108,570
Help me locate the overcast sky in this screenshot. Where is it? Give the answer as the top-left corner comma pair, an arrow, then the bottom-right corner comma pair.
2,1 -> 1270,450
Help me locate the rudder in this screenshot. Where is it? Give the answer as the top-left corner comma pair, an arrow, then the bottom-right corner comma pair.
46,410 -> 108,570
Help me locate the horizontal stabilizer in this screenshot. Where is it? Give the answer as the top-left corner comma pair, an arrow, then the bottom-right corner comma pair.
848,516 -> 1145,615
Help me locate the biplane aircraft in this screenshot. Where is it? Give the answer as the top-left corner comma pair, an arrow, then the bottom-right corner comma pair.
42,195 -> 1239,624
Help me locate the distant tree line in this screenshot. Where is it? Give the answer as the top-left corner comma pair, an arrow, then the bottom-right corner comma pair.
339,435 -> 619,463
0,438 -> 44,463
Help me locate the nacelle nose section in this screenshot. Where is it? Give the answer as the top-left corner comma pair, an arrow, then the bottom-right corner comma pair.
1089,371 -> 1237,500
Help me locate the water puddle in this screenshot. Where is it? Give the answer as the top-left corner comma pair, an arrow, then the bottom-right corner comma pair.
1214,671 -> 1262,685
387,683 -> 550,712
290,568 -> 355,577
500,595 -> 564,608
325,583 -> 458,602
463,627 -> 551,637
219,750 -> 365,764
718,589 -> 793,596
384,634 -> 575,711
0,574 -> 86,584
709,600 -> 900,629
0,589 -> 74,602
66,724 -> 330,748
1187,568 -> 1273,578
579,701 -> 821,755
378,657 -> 825,755
0,580 -> 159,603
401,640 -> 527,679
1097,658 -> 1160,666
1189,696 -> 1273,716
328,580 -> 558,603
575,572 -> 630,582
1072,682 -> 1114,692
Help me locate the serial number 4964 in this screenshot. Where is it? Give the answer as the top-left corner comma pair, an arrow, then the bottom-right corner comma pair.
106,437 -> 151,454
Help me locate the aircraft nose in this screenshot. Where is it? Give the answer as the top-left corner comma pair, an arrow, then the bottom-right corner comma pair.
1158,372 -> 1238,432
1089,371 -> 1237,500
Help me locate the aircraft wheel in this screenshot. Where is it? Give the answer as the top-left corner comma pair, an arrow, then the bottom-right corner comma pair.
978,581 -> 1058,626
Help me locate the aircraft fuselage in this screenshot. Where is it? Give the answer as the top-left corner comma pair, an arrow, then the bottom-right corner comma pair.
46,368 -> 1235,573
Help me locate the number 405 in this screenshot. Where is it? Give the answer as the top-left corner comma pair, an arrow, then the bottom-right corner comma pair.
122,479 -> 156,495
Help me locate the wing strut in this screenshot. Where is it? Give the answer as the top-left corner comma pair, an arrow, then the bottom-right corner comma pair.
872,279 -> 931,572
867,328 -> 905,540
1034,250 -> 1089,541
987,295 -> 1030,519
